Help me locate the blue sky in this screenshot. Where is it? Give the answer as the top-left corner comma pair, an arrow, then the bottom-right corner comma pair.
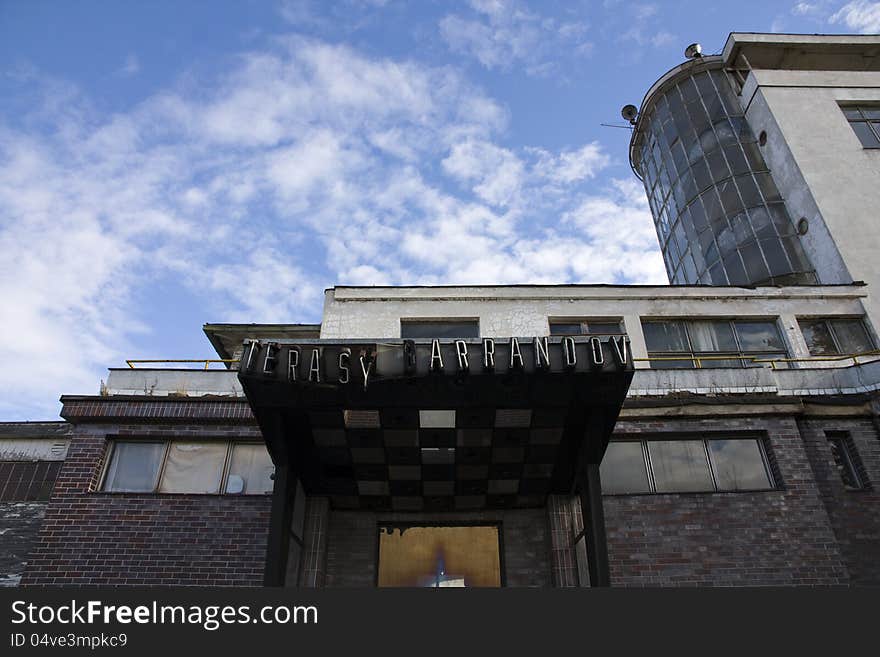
1,0 -> 879,420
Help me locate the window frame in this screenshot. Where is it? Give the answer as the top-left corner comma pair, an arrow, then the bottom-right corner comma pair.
601,434 -> 776,495
798,316 -> 876,356
641,317 -> 788,368
99,438 -> 274,495
841,104 -> 880,149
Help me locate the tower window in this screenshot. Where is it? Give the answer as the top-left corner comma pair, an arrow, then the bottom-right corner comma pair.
841,105 -> 880,148
826,432 -> 868,490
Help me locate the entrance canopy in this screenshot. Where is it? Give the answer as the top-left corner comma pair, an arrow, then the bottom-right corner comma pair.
238,336 -> 633,511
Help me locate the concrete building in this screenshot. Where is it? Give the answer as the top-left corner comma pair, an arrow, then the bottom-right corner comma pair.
4,32 -> 880,587
630,33 -> 880,325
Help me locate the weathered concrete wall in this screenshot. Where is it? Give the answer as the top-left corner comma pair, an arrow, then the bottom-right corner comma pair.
320,285 -> 872,365
0,502 -> 47,587
742,68 -> 880,332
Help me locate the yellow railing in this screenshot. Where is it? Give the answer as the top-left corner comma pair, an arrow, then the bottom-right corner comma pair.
635,350 -> 880,370
126,359 -> 240,370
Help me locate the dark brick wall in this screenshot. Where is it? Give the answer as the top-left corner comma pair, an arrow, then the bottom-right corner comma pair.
799,416 -> 880,585
603,414 -> 850,586
324,508 -> 552,587
0,502 -> 47,587
21,423 -> 271,586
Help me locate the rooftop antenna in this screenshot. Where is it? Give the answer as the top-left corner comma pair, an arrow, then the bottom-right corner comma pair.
684,42 -> 703,59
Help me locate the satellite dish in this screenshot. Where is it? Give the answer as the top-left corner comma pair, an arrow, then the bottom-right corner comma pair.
621,104 -> 638,124
684,43 -> 703,59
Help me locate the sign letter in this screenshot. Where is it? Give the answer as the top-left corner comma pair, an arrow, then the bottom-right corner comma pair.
287,348 -> 299,382
534,336 -> 550,370
509,337 -> 524,370
430,339 -> 444,372
308,349 -> 321,383
562,336 -> 577,369
454,340 -> 469,372
338,349 -> 350,384
590,337 -> 604,367
483,339 -> 495,371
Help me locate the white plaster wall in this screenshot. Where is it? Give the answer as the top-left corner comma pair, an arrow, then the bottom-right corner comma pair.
741,68 -> 880,330
320,285 -> 872,365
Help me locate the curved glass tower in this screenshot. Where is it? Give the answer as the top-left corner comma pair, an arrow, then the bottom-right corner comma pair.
630,58 -> 816,286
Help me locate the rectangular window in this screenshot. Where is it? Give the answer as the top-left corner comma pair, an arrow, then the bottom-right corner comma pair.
799,318 -> 875,356
642,318 -> 787,368
103,442 -> 166,492
102,440 -> 274,495
842,105 -> 880,148
601,436 -> 774,494
549,319 -> 624,336
225,443 -> 275,494
826,432 -> 868,490
599,442 -> 652,494
400,320 -> 479,339
158,442 -> 227,494
648,440 -> 715,492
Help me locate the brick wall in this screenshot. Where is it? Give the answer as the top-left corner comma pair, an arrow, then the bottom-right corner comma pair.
324,508 -> 552,587
799,416 -> 880,584
602,414 -> 850,586
21,423 -> 271,586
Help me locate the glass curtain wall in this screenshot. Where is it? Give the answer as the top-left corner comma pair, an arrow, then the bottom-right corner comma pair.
634,64 -> 815,286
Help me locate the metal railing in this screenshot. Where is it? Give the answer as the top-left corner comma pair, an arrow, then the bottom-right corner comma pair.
635,350 -> 880,370
125,359 -> 240,370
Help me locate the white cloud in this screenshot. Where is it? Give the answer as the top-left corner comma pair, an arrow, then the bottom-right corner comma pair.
830,1 -> 880,32
0,34 -> 664,419
439,0 -> 592,76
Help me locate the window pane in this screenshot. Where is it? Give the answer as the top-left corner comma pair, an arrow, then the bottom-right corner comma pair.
225,443 -> 274,495
549,322 -> 582,335
103,442 -> 165,492
734,321 -> 784,351
708,439 -> 771,490
648,441 -> 714,492
862,108 -> 880,120
849,121 -> 880,148
600,442 -> 651,494
800,320 -> 838,355
400,321 -> 479,338
688,320 -> 738,351
642,321 -> 689,351
159,442 -> 227,494
585,321 -> 623,335
828,435 -> 863,489
831,319 -> 874,354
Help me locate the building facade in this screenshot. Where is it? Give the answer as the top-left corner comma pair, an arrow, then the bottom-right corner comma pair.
5,33 -> 880,587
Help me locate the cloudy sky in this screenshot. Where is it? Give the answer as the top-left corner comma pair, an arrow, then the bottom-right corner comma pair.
1,0 -> 878,420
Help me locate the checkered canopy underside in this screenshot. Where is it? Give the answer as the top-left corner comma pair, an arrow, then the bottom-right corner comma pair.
303,407 -> 572,511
